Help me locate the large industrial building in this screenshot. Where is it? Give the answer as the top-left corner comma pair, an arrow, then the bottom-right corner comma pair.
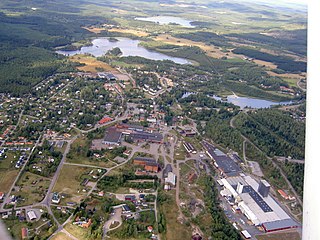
220,175 -> 299,232
202,141 -> 241,176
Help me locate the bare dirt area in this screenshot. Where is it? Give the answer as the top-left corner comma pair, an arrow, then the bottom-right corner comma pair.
83,27 -> 105,34
256,230 -> 301,240
69,54 -> 117,73
108,28 -> 149,37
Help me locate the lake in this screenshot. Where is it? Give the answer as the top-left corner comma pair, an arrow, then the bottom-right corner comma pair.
135,16 -> 195,28
181,92 -> 293,109
56,37 -> 191,64
211,95 -> 293,109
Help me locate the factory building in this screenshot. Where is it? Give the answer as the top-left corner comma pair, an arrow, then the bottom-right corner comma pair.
220,175 -> 299,232
202,141 -> 241,176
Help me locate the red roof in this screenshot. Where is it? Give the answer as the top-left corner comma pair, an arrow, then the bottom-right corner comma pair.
99,117 -> 113,124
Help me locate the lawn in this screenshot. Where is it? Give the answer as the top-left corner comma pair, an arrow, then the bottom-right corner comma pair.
53,165 -> 93,204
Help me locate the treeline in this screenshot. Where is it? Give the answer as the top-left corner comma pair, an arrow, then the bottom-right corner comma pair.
279,161 -> 304,197
245,142 -> 287,189
232,47 -> 306,73
227,29 -> 307,56
204,176 -> 241,240
97,174 -> 158,192
234,110 -> 305,159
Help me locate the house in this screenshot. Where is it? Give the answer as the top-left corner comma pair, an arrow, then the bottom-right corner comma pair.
98,117 -> 113,125
125,195 -> 136,202
21,228 -> 28,239
0,192 -> 4,200
52,192 -> 61,204
81,219 -> 92,228
147,225 -> 154,232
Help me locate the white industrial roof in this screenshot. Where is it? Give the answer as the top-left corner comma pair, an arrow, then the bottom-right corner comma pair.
27,211 -> 37,220
221,175 -> 291,226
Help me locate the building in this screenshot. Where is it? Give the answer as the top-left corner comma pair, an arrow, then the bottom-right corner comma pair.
98,117 -> 113,125
52,192 -> 61,204
220,175 -> 299,232
165,172 -> 176,186
133,157 -> 159,172
202,141 -> 241,176
102,127 -> 122,147
125,195 -> 136,202
0,192 -> 4,200
241,230 -> 251,239
21,227 -> 28,239
27,211 -> 37,221
183,142 -> 197,154
130,131 -> 163,143
258,180 -> 271,198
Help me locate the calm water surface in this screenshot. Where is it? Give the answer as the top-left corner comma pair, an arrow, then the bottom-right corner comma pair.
135,16 -> 195,28
181,92 -> 293,109
56,38 -> 191,64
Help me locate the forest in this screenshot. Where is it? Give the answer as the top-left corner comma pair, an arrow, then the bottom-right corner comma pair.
234,109 -> 305,159
232,47 -> 307,73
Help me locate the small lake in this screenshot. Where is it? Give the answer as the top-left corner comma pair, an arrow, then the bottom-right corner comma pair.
135,16 -> 195,28
211,95 -> 293,109
181,92 -> 293,109
56,38 -> 191,64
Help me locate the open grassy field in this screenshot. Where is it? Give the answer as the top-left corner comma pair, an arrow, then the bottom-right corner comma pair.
159,190 -> 192,240
256,231 -> 301,240
51,232 -> 73,240
0,169 -> 19,193
15,171 -> 51,206
108,28 -> 149,37
0,151 -> 21,193
64,223 -> 88,240
69,54 -> 117,73
53,165 -> 93,204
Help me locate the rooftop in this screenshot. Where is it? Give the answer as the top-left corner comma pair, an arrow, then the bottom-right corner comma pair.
103,127 -> 122,144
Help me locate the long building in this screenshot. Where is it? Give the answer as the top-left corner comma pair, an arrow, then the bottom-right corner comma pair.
133,157 -> 159,173
202,141 -> 241,176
